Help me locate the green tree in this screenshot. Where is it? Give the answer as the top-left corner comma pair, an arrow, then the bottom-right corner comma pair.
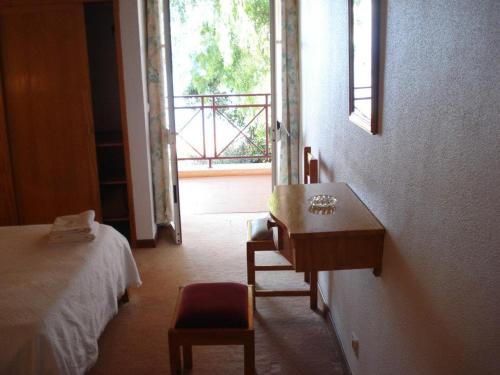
182,0 -> 270,95
171,0 -> 270,163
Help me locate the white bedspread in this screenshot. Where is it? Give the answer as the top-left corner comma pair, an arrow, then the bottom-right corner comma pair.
0,224 -> 142,374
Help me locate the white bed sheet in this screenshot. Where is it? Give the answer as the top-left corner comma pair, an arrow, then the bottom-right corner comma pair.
0,224 -> 142,374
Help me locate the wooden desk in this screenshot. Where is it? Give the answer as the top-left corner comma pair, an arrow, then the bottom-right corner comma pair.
268,183 -> 385,308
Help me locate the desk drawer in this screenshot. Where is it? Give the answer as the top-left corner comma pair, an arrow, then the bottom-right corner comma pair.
292,234 -> 384,272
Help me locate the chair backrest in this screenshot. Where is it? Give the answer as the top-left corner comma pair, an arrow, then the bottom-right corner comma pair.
303,147 -> 318,184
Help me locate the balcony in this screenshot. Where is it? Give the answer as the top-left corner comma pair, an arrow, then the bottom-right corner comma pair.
175,93 -> 272,214
174,93 -> 271,171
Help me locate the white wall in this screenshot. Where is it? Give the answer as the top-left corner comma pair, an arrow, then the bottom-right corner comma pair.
299,1 -> 500,374
119,0 -> 156,241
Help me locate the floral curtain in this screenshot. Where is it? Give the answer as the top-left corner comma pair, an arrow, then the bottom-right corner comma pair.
147,0 -> 173,224
278,0 -> 300,185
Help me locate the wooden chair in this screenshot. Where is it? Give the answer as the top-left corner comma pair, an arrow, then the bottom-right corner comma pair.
168,283 -> 255,375
303,146 -> 318,184
246,147 -> 319,309
302,146 -> 318,283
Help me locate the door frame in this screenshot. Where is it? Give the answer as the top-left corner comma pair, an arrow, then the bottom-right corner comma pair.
270,0 -> 278,188
162,0 -> 277,238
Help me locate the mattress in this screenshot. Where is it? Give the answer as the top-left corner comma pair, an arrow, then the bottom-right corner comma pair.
0,224 -> 142,374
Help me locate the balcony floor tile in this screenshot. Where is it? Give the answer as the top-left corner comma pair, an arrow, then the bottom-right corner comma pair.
179,175 -> 271,215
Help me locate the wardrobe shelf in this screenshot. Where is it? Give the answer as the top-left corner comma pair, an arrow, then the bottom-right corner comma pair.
103,216 -> 130,223
95,131 -> 123,147
100,179 -> 127,186
86,2 -> 132,241
96,142 -> 123,148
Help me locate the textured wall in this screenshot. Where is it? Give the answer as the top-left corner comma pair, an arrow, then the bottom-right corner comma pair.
299,1 -> 500,374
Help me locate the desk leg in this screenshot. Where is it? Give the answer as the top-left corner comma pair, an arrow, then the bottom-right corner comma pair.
310,271 -> 318,310
246,244 -> 256,309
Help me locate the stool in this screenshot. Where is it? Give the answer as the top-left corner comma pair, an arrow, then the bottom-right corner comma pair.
168,282 -> 255,374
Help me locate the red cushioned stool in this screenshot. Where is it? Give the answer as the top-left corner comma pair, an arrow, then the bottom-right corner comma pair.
168,283 -> 255,374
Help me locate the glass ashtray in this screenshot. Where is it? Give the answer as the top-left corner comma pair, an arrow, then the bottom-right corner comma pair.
308,194 -> 337,209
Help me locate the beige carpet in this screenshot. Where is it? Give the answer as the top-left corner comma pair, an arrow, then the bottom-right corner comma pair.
89,213 -> 349,375
179,176 -> 271,214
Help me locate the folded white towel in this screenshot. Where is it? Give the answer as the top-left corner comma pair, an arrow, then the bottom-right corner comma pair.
48,221 -> 99,244
51,210 -> 95,234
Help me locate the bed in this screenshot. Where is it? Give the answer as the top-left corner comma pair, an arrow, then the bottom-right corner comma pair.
0,223 -> 142,375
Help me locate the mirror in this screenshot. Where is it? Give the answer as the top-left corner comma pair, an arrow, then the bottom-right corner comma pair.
348,0 -> 380,134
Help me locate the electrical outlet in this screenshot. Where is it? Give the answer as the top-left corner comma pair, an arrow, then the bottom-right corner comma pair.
351,332 -> 360,358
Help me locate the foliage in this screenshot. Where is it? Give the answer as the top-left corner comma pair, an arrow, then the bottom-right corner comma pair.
171,0 -> 269,95
171,0 -> 271,163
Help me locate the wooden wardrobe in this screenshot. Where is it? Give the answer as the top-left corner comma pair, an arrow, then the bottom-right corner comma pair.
0,0 -> 136,244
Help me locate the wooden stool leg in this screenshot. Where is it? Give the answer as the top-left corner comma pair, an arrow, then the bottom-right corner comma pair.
304,271 -> 310,283
168,333 -> 181,374
246,244 -> 255,286
310,271 -> 318,310
244,338 -> 255,375
183,345 -> 192,369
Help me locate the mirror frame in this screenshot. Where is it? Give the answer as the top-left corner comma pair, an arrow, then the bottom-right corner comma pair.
348,0 -> 381,134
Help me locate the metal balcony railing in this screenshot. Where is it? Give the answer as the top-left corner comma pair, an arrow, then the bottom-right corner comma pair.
174,93 -> 271,168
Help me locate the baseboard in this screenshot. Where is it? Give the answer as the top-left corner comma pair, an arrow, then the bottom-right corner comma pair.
317,283 -> 353,375
134,225 -> 160,248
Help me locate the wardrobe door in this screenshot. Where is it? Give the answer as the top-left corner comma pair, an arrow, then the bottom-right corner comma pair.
0,4 -> 100,224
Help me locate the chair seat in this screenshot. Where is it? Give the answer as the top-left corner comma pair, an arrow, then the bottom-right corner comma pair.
248,216 -> 273,241
175,282 -> 249,329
